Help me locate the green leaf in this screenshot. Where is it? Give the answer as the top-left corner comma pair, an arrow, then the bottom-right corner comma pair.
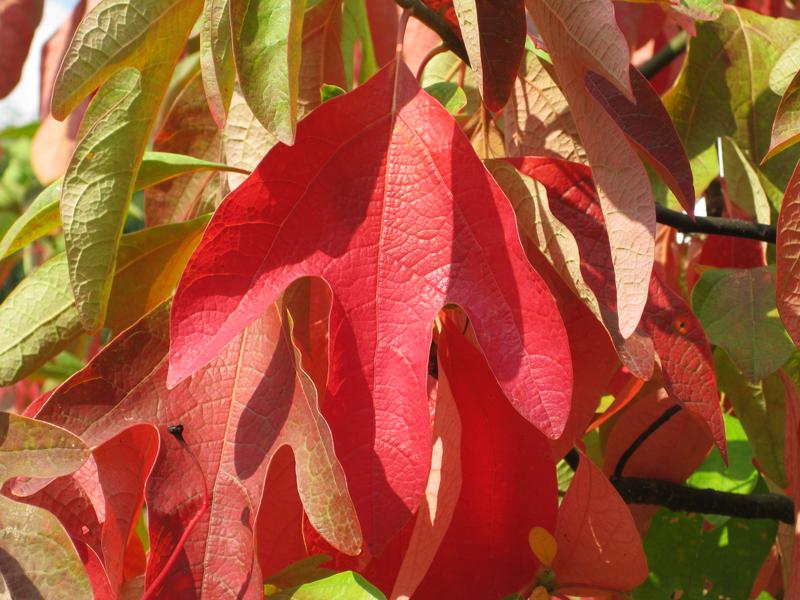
636,504 -> 777,599
0,217 -> 208,386
0,151 -> 240,260
715,348 -> 786,487
686,413 -> 758,525
663,7 -> 800,205
320,83 -> 346,103
267,571 -> 386,599
341,0 -> 378,86
424,82 -> 468,115
720,137 -> 772,219
0,412 -> 92,600
770,37 -> 800,95
692,266 -> 795,381
230,0 -> 306,144
263,555 -> 335,594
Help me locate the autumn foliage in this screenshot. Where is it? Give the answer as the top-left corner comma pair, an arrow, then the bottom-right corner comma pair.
2,0 -> 800,598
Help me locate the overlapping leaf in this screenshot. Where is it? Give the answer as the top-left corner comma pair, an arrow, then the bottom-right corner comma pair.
200,0 -> 235,128
34,301 -> 361,598
0,217 -> 208,386
497,156 -> 725,456
766,70 -> 800,161
408,321 -> 558,598
51,0 -> 204,331
526,0 -> 656,337
299,0 -> 346,118
169,62 -> 572,552
0,412 -> 91,599
664,7 -> 800,206
549,454 -> 648,596
503,48 -> 586,162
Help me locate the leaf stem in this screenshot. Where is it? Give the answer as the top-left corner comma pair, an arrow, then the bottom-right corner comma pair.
656,204 -> 776,243
637,31 -> 688,79
393,0 -> 470,64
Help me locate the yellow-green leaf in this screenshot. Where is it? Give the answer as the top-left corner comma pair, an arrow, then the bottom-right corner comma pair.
230,0 -> 306,144
0,217 -> 208,386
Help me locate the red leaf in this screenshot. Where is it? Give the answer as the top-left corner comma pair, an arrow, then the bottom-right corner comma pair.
169,61 -> 572,553
0,0 -> 43,99
585,66 -> 696,216
643,272 -> 726,461
777,161 -> 800,348
409,320 -> 558,598
552,453 -> 648,595
35,302 -> 361,597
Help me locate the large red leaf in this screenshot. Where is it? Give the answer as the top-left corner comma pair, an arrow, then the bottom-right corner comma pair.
0,0 -> 43,99
169,61 -> 572,553
510,156 -> 725,458
777,161 -> 800,347
408,321 -> 558,599
34,302 -> 360,599
551,453 -> 648,595
526,0 -> 656,338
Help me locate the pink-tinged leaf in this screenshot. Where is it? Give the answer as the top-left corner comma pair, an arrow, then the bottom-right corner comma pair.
409,321 -> 558,598
643,273 -> 726,460
781,369 -> 800,597
452,0 -> 526,112
526,0 -> 655,337
34,302 -> 361,598
552,452 -> 648,595
585,66 -> 696,216
0,0 -> 43,99
777,161 -> 800,347
94,425 -> 160,593
169,61 -> 572,552
18,425 -> 159,596
506,156 -> 655,381
765,69 -> 800,162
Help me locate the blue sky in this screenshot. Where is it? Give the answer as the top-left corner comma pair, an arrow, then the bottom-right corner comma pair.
0,0 -> 80,127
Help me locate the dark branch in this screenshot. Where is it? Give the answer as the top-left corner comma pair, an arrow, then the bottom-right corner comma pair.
393,0 -> 470,64
613,477 -> 795,524
614,405 -> 682,479
656,204 -> 776,244
637,31 -> 688,79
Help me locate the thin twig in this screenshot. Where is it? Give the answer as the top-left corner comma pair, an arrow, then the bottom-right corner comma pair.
614,405 -> 682,479
393,0 -> 470,64
656,204 -> 776,243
